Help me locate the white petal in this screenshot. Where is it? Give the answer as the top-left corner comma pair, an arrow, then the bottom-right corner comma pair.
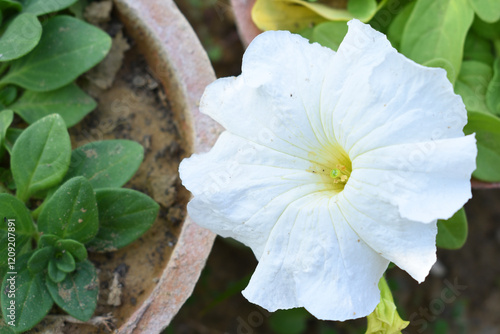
180,132 -> 339,258
350,135 -> 477,223
320,20 -> 468,158
242,194 -> 389,321
338,189 -> 437,282
200,31 -> 343,167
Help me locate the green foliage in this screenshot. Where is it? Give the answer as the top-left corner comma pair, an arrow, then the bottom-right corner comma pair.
21,0 -> 78,16
454,60 -> 493,114
10,83 -> 97,127
309,21 -> 348,51
366,277 -> 409,333
268,308 -> 311,334
64,140 -> 144,189
486,58 -> 500,115
11,114 -> 71,202
0,87 -> 17,107
400,0 -> 474,83
0,110 -> 157,330
0,13 -> 42,62
0,1 -> 154,329
436,209 -> 468,249
468,0 -> 500,23
87,188 -> 159,252
0,109 -> 13,159
1,253 -> 53,333
0,194 -> 35,265
0,15 -> 111,91
46,260 -> 98,322
38,176 -> 99,244
464,111 -> 500,182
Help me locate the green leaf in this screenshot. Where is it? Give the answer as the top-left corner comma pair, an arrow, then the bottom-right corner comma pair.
366,276 -> 409,333
472,16 -> 500,40
486,58 -> 500,115
11,83 -> 96,127
21,0 -> 77,16
0,193 -> 35,266
251,0 -> 328,32
87,188 -> 159,252
1,262 -> 53,332
11,114 -> 71,202
468,0 -> 500,23
27,246 -> 54,273
3,127 -> 21,154
401,0 -> 474,83
455,60 -> 493,114
46,260 -> 98,322
57,239 -> 87,262
64,140 -> 144,189
0,86 -> 18,107
0,15 -> 111,91
0,318 -> 15,334
38,234 -> 59,248
310,21 -> 348,51
0,109 -> 13,159
436,208 -> 468,249
268,308 -> 310,334
386,1 -> 415,50
38,177 -> 98,244
347,0 -> 378,22
0,0 -> 22,14
0,168 -> 15,191
55,251 -> 75,273
47,259 -> 66,283
463,31 -> 494,65
464,110 -> 500,182
0,13 -> 42,62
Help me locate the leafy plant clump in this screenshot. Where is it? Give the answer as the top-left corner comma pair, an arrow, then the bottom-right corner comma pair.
0,0 -> 111,128
0,113 -> 159,332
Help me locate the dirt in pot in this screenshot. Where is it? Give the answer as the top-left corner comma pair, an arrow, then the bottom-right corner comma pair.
29,8 -> 188,334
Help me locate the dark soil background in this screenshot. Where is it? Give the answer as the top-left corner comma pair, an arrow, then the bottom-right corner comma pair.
168,1 -> 500,333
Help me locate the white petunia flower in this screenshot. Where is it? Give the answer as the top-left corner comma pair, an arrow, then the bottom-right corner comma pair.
179,20 -> 477,321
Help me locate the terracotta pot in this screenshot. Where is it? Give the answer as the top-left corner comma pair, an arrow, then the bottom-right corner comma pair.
111,1 -> 222,333
230,0 -> 262,47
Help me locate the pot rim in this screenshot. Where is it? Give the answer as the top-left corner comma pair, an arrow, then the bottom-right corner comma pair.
113,0 -> 222,333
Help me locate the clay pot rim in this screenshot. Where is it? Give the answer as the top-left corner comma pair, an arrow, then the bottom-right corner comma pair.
111,0 -> 222,333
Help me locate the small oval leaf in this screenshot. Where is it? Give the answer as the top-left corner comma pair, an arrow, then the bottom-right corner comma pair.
11,114 -> 71,202
57,239 -> 87,262
11,83 -> 97,127
55,251 -> 75,273
27,246 -> 54,273
0,15 -> 111,91
87,188 -> 159,252
47,260 -> 66,283
46,260 -> 98,322
22,0 -> 77,16
0,13 -> 42,62
38,177 -> 98,243
65,140 -> 144,189
1,258 -> 53,332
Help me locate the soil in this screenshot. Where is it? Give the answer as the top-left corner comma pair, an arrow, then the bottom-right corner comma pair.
28,4 -> 188,333
168,1 -> 500,334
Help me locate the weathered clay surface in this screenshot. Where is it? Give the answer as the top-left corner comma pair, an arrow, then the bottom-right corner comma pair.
112,0 -> 222,333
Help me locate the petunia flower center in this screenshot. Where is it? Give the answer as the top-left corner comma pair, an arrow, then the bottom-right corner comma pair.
330,164 -> 350,184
